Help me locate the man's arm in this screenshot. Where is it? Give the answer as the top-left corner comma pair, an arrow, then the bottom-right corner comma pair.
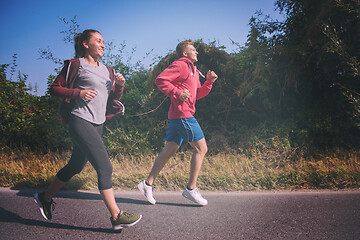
155,62 -> 185,99
196,70 -> 218,100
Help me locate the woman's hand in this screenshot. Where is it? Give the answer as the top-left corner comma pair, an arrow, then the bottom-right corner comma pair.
114,73 -> 125,86
80,89 -> 97,101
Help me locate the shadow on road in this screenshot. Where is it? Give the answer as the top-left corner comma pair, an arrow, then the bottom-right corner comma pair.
0,206 -> 120,234
15,189 -> 147,204
15,189 -> 202,207
155,202 -> 202,207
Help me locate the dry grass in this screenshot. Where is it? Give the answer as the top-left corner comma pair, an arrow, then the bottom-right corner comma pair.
1,146 -> 360,191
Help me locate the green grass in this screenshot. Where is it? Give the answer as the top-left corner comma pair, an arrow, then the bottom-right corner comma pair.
1,146 -> 360,191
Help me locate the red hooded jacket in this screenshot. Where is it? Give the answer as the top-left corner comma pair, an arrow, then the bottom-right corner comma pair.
155,57 -> 213,119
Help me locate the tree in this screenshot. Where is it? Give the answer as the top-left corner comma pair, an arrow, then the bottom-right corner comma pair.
0,64 -> 70,150
250,0 -> 360,148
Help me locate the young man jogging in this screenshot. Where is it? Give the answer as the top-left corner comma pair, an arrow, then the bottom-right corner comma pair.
138,40 -> 218,206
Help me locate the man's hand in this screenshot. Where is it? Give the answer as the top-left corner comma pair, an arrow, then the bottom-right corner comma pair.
207,70 -> 218,82
114,73 -> 126,86
179,89 -> 190,101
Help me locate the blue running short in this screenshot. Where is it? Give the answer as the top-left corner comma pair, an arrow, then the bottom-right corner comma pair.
164,117 -> 204,146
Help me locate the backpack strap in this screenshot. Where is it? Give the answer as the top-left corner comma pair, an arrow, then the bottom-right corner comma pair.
106,65 -> 115,85
65,59 -> 80,89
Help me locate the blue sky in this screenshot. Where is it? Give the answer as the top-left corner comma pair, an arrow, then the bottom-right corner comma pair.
0,0 -> 283,96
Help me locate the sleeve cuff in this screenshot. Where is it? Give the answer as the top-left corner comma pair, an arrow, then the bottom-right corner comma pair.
172,87 -> 183,98
204,79 -> 214,86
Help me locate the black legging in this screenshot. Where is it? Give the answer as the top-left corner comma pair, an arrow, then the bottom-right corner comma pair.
56,115 -> 113,190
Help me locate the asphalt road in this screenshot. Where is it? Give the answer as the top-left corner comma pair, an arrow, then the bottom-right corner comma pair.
0,188 -> 359,239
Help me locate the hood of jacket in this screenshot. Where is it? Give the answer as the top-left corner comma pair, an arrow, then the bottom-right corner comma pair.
176,57 -> 197,77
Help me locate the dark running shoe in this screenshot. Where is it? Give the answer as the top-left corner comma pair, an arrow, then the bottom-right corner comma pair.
111,210 -> 142,230
34,192 -> 56,220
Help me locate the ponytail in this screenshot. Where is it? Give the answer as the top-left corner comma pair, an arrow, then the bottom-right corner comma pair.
74,29 -> 100,58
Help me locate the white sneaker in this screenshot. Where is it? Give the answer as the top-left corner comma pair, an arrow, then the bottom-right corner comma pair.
138,180 -> 156,205
182,187 -> 208,206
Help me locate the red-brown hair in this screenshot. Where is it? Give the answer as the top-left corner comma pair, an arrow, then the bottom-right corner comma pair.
176,40 -> 194,58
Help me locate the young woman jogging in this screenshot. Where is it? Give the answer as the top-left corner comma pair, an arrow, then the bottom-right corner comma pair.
34,29 -> 141,230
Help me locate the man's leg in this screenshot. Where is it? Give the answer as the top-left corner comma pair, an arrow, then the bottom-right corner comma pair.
187,138 -> 208,189
181,138 -> 208,206
138,141 -> 179,204
146,141 -> 180,185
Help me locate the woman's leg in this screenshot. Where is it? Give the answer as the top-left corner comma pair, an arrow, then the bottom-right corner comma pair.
68,116 -> 118,216
100,188 -> 120,220
44,135 -> 88,200
43,176 -> 66,201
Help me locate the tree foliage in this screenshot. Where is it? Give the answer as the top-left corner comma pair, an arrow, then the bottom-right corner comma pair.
270,0 -> 360,148
1,0 -> 359,153
0,64 -> 71,150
